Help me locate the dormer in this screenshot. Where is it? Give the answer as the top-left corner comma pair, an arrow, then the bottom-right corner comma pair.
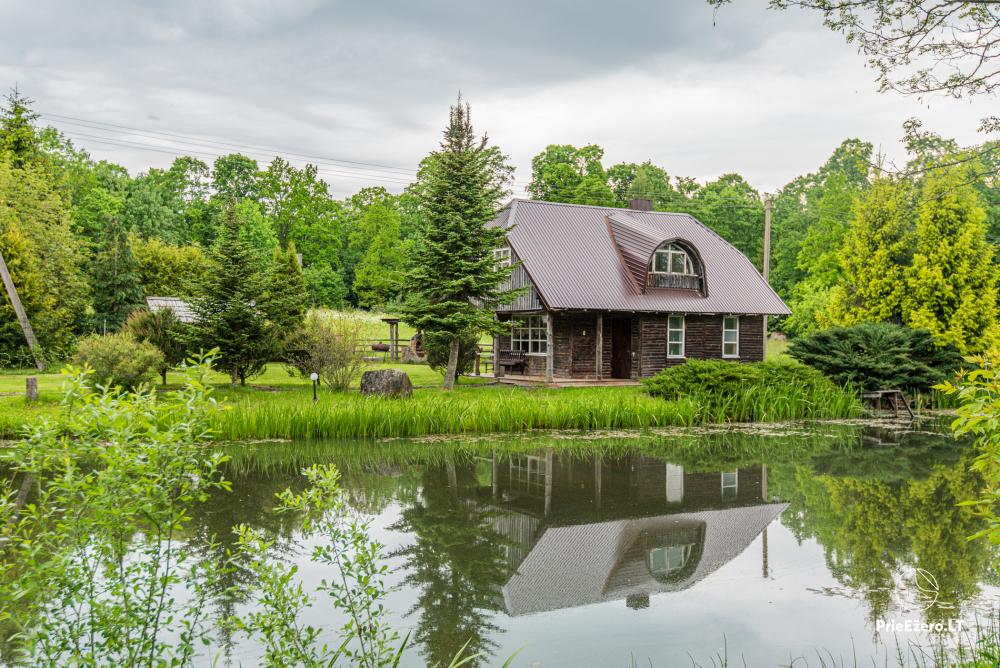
606,212 -> 707,296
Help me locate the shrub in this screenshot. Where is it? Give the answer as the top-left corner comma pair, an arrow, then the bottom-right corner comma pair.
643,358 -> 859,422
425,329 -> 479,383
72,332 -> 164,390
123,308 -> 189,384
286,312 -> 366,391
789,322 -> 963,393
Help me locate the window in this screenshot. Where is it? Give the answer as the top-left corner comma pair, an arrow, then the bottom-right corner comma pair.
649,545 -> 690,576
721,471 -> 738,499
723,316 -> 739,358
651,244 -> 695,275
511,315 -> 548,354
493,247 -> 512,269
667,315 -> 685,358
510,455 -> 546,495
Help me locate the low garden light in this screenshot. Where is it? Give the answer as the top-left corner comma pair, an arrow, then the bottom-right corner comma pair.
310,372 -> 319,404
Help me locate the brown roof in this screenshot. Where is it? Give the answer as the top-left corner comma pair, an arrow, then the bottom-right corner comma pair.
496,199 -> 790,315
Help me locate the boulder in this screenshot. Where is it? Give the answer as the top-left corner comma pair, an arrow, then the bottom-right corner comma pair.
360,369 -> 413,398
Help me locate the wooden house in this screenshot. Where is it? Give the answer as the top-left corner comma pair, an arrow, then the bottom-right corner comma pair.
490,198 -> 790,382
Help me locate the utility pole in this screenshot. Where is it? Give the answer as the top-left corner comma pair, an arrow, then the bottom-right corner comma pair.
762,197 -> 772,358
0,248 -> 45,370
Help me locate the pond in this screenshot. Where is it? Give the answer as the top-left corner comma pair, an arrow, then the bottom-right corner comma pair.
192,418 -> 998,667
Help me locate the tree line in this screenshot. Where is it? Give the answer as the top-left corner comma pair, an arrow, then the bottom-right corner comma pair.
1,85 -> 998,373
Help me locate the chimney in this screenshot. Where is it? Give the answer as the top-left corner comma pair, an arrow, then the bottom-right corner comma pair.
628,198 -> 653,211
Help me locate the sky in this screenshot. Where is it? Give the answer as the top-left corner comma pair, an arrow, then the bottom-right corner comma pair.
1,0 -> 995,198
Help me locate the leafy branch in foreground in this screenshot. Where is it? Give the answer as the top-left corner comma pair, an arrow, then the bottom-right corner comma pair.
0,357 -> 230,667
233,464 -> 402,668
937,353 -> 1000,546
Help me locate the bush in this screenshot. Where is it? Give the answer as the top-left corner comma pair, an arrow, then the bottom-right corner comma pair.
123,308 -> 189,384
643,358 -> 859,422
72,332 -> 164,390
789,322 -> 963,393
285,312 -> 366,391
424,330 -> 480,383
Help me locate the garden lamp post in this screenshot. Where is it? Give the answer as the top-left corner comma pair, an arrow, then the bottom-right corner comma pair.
310,372 -> 319,404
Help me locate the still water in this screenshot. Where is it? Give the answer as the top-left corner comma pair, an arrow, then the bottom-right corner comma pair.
196,418 -> 999,667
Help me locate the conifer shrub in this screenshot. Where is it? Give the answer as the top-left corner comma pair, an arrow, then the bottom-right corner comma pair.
72,332 -> 164,390
643,358 -> 858,422
789,322 -> 963,393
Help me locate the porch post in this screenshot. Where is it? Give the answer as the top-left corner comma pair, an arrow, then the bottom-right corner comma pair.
595,313 -> 603,380
544,449 -> 554,517
545,312 -> 554,384
493,314 -> 504,378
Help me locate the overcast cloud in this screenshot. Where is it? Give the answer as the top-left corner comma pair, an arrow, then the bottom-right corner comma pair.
1,0 -> 995,197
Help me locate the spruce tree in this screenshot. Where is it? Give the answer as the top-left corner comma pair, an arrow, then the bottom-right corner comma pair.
0,86 -> 40,169
263,241 -> 308,344
91,219 -> 143,332
833,177 -> 914,324
903,165 -> 998,352
190,205 -> 274,386
400,99 -> 516,389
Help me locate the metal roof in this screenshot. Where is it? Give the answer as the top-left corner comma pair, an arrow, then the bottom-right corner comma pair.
145,296 -> 195,323
495,199 -> 791,315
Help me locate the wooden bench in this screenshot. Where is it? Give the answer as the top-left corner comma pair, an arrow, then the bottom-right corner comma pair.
497,348 -> 527,374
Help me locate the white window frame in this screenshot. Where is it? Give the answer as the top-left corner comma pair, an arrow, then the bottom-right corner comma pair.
493,246 -> 512,269
650,244 -> 696,276
511,315 -> 548,355
667,314 -> 685,358
721,470 -> 738,499
722,316 -> 739,358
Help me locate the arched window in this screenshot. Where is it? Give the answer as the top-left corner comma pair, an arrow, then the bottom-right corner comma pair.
650,243 -> 695,276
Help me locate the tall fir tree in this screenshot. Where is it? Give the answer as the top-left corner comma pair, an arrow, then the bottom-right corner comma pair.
262,241 -> 308,345
400,99 -> 516,389
91,218 -> 143,332
832,177 -> 914,325
903,165 -> 998,352
190,205 -> 274,385
0,86 -> 40,169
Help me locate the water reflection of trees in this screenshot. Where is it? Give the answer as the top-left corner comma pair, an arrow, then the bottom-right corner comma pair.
389,460 -> 511,668
772,425 -> 994,627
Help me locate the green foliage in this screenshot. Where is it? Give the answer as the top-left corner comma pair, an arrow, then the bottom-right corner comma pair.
903,164 -> 998,352
351,202 -> 408,308
692,173 -> 765,268
233,464 -> 403,668
304,263 -> 349,308
263,241 -> 308,344
285,312 -> 367,391
90,218 -> 143,332
832,177 -> 914,324
131,235 -> 211,299
643,358 -> 859,421
212,153 -> 260,201
425,329 -> 480,382
399,99 -> 517,388
789,322 -> 963,392
0,155 -> 90,360
72,332 -> 165,389
230,199 -> 279,267
123,308 -> 189,384
938,353 -> 1000,548
0,86 -> 40,169
528,143 -> 607,203
190,205 -> 275,385
0,364 -> 227,666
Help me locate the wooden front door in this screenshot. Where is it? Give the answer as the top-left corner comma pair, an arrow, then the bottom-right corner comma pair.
611,318 -> 632,379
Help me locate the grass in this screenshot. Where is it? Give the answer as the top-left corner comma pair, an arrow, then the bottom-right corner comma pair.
0,357 -> 862,442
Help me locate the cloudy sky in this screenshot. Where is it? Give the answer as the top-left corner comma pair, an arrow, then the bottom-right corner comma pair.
1,0 -> 994,197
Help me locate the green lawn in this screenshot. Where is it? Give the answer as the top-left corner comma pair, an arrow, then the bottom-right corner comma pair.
0,360 -> 489,439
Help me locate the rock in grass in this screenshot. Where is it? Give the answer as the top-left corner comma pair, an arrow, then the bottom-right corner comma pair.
360,369 -> 413,398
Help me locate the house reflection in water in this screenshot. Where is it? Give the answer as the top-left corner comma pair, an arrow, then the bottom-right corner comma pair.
472,451 -> 787,616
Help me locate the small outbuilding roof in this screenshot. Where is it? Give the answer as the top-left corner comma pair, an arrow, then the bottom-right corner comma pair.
145,296 -> 195,323
494,199 -> 791,315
